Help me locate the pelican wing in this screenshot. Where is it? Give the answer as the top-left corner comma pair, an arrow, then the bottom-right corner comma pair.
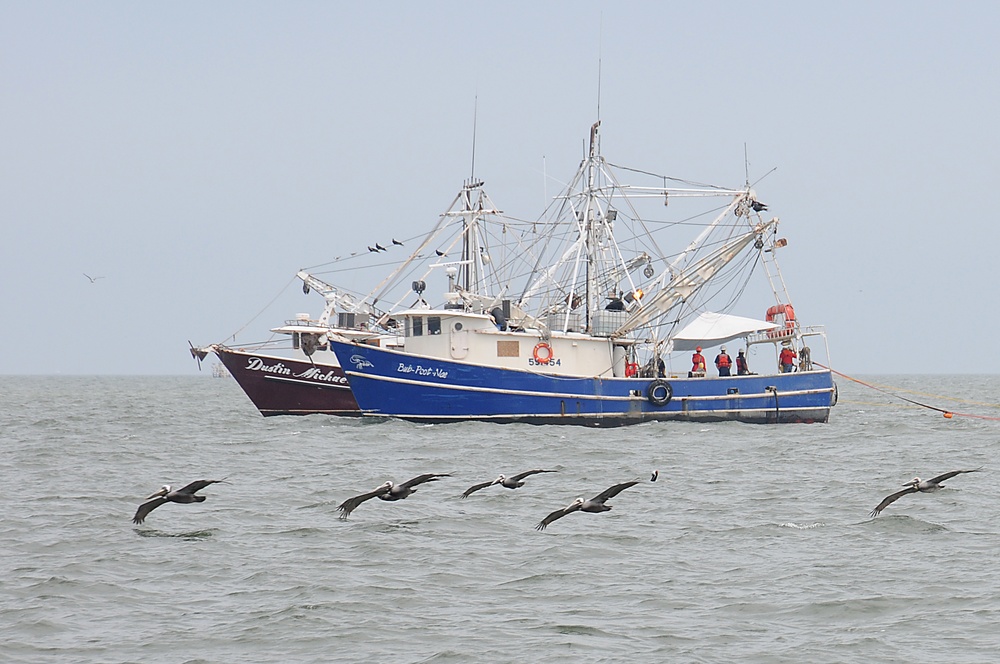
462,480 -> 497,498
509,469 -> 557,482
398,473 -> 450,490
535,501 -> 582,531
132,497 -> 168,524
175,479 -> 227,495
338,485 -> 392,519
591,480 -> 640,505
869,486 -> 917,518
927,468 -> 983,485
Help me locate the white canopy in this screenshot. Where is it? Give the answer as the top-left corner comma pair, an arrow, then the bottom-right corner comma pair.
669,312 -> 778,352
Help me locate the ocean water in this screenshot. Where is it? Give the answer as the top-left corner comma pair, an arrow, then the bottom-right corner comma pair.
2,374 -> 999,663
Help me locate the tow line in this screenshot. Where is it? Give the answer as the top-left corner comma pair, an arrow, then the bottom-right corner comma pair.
815,363 -> 1000,421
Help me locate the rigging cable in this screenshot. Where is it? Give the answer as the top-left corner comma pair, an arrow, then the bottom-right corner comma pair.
222,274 -> 298,344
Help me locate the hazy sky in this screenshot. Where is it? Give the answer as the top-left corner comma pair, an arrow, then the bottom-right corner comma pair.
3,1 -> 998,375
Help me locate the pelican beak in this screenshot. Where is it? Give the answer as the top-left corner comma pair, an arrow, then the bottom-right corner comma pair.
145,486 -> 169,499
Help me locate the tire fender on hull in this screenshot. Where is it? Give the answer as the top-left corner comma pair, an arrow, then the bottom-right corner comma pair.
647,379 -> 673,407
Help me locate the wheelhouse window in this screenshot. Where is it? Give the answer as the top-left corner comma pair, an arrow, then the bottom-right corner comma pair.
428,316 -> 442,335
410,317 -> 423,337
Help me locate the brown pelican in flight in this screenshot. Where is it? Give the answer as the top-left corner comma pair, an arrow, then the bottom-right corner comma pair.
869,468 -> 982,518
132,479 -> 228,524
535,480 -> 640,531
461,469 -> 556,498
338,473 -> 450,519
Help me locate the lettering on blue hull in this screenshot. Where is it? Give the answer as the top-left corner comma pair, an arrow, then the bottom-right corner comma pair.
397,363 -> 450,379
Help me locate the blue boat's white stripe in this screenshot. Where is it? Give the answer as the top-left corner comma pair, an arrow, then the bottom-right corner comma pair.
344,370 -> 833,403
357,405 -> 833,421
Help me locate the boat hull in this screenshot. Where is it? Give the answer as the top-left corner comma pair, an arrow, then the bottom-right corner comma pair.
330,340 -> 835,426
214,346 -> 359,417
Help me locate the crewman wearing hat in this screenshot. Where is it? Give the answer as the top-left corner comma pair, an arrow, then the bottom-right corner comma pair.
736,349 -> 750,375
715,345 -> 732,377
779,340 -> 797,373
690,346 -> 706,377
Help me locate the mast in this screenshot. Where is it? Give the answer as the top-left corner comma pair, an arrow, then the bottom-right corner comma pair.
585,121 -> 601,332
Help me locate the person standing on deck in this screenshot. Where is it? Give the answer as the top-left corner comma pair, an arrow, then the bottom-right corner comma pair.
779,342 -> 797,373
690,346 -> 706,377
715,346 -> 732,377
736,349 -> 750,375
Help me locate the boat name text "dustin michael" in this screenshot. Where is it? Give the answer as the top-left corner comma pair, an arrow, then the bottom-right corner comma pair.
245,357 -> 348,384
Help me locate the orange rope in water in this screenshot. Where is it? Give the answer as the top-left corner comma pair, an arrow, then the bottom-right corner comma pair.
815,363 -> 1000,421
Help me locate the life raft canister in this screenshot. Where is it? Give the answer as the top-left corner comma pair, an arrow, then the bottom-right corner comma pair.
532,342 -> 554,365
765,303 -> 796,339
647,379 -> 673,406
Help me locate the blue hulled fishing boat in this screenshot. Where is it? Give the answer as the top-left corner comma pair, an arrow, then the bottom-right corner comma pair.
329,121 -> 836,425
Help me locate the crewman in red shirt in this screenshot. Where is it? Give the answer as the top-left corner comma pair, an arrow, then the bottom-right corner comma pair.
779,342 -> 797,373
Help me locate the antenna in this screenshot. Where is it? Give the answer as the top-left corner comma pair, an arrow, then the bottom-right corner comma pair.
744,142 -> 750,187
596,13 -> 603,121
470,94 -> 478,183
745,142 -> 778,189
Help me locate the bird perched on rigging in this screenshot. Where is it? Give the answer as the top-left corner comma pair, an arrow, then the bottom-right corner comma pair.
535,480 -> 640,530
392,238 -> 404,246
375,243 -> 387,251
337,473 -> 450,519
869,468 -> 982,518
435,249 -> 446,257
367,246 -> 378,253
132,479 -> 228,524
461,469 -> 556,498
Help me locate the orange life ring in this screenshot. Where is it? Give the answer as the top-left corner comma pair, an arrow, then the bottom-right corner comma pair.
765,304 -> 796,339
532,342 -> 553,365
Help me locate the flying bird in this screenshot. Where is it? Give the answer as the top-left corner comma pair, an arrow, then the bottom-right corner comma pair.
132,478 -> 228,524
392,238 -> 404,246
461,469 -> 556,498
337,473 -> 450,519
375,243 -> 387,251
83,273 -> 104,283
535,480 -> 640,531
869,468 -> 982,518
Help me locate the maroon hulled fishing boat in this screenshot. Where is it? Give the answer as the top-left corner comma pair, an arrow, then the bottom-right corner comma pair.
191,179 -> 508,416
209,319 -> 358,417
